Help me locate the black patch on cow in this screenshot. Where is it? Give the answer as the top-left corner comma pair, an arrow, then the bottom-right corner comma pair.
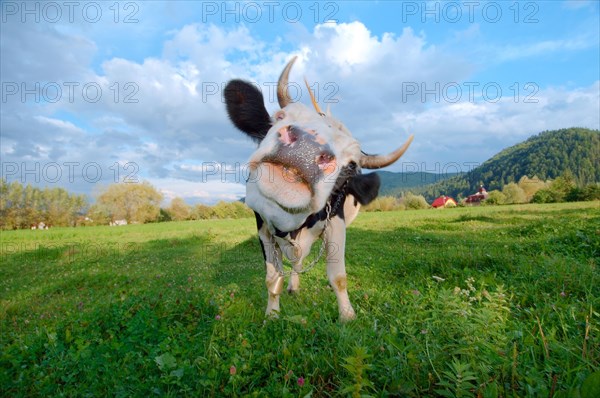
224,80 -> 271,143
274,227 -> 288,238
347,172 -> 380,205
254,211 -> 264,230
254,212 -> 267,260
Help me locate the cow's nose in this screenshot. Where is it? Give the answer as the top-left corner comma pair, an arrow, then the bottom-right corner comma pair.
268,126 -> 335,184
278,126 -> 299,146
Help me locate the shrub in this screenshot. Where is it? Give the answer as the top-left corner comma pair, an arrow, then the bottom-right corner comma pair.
364,196 -> 403,212
402,192 -> 430,210
502,183 -> 527,204
484,190 -> 506,205
531,189 -> 559,203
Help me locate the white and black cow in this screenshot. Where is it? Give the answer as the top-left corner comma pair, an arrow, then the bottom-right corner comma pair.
224,57 -> 413,321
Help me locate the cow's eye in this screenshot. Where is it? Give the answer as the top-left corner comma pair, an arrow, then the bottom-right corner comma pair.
275,110 -> 286,121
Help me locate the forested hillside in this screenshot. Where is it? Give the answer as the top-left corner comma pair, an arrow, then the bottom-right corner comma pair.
378,171 -> 460,196
411,128 -> 599,200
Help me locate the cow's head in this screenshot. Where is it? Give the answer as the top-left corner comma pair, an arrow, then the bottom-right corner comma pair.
224,57 -> 413,232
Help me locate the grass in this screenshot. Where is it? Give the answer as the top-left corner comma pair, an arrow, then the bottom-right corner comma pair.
1,202 -> 599,397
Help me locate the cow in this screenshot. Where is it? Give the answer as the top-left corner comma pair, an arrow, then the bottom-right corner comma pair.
224,57 -> 413,321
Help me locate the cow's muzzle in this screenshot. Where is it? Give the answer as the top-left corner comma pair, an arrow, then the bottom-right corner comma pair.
251,126 -> 337,213
262,125 -> 337,186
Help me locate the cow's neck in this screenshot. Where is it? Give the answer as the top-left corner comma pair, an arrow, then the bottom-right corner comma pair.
269,179 -> 349,241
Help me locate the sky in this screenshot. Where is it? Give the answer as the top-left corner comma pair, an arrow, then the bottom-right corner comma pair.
1,0 -> 599,204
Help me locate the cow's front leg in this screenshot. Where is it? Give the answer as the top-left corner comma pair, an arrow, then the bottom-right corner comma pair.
256,214 -> 284,317
286,241 -> 304,294
262,237 -> 284,317
285,231 -> 319,294
324,216 -> 356,321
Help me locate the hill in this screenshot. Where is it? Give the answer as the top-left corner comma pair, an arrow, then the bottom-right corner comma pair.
403,127 -> 599,201
378,171 -> 461,196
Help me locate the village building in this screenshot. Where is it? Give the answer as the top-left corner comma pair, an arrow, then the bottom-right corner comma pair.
432,195 -> 457,208
466,185 -> 489,205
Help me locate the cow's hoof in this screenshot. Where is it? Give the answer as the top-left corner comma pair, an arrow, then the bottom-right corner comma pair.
287,287 -> 299,295
339,307 -> 356,322
265,309 -> 280,319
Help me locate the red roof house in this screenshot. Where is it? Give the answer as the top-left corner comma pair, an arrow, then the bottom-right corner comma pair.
466,185 -> 488,205
432,195 -> 457,208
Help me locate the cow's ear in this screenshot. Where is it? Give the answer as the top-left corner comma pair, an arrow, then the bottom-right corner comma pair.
347,172 -> 380,205
224,79 -> 271,143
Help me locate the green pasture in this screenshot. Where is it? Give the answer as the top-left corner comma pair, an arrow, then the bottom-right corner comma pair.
1,202 -> 599,397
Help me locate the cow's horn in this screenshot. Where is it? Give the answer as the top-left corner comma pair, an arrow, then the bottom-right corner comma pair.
360,135 -> 414,169
304,78 -> 323,115
277,56 -> 298,108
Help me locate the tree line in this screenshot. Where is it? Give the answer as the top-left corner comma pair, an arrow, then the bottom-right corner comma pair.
0,179 -> 254,230
408,128 -> 599,202
2,169 -> 598,229
365,171 -> 599,212
0,179 -> 87,229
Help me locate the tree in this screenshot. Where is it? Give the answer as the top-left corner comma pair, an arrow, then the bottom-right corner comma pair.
191,204 -> 215,220
95,181 -> 163,223
167,197 -> 191,221
484,190 -> 506,205
531,189 -> 560,203
502,183 -> 527,204
364,196 -> 403,212
547,172 -> 576,202
518,176 -> 547,201
401,192 -> 429,210
0,179 -> 88,229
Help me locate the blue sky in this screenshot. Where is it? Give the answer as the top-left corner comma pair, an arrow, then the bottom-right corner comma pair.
1,0 -> 599,204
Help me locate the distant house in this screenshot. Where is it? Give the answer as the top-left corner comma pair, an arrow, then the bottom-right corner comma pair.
466,185 -> 488,205
31,222 -> 49,230
432,195 -> 457,208
109,219 -> 128,226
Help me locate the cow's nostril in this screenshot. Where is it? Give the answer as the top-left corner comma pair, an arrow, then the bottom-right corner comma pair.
278,126 -> 298,146
287,128 -> 298,143
316,151 -> 335,166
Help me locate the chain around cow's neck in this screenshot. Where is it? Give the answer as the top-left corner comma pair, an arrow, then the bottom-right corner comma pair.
270,200 -> 332,278
269,178 -> 348,277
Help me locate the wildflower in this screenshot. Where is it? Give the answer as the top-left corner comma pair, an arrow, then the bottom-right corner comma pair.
284,370 -> 293,381
560,291 -> 567,297
297,377 -> 305,387
411,289 -> 421,295
215,315 -> 221,320
229,365 -> 236,375
421,329 -> 428,334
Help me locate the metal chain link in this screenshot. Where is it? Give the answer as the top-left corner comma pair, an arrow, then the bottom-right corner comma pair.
270,202 -> 332,277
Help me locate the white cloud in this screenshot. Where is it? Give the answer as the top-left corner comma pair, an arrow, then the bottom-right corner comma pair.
2,15 -> 598,203
392,81 -> 600,169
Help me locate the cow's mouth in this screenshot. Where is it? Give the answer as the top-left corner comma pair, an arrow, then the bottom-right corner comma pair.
254,161 -> 312,213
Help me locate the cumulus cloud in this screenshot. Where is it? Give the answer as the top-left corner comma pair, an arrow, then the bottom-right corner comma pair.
1,14 -> 597,202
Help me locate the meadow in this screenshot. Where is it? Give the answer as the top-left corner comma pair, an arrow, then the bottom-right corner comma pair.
1,202 -> 599,397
